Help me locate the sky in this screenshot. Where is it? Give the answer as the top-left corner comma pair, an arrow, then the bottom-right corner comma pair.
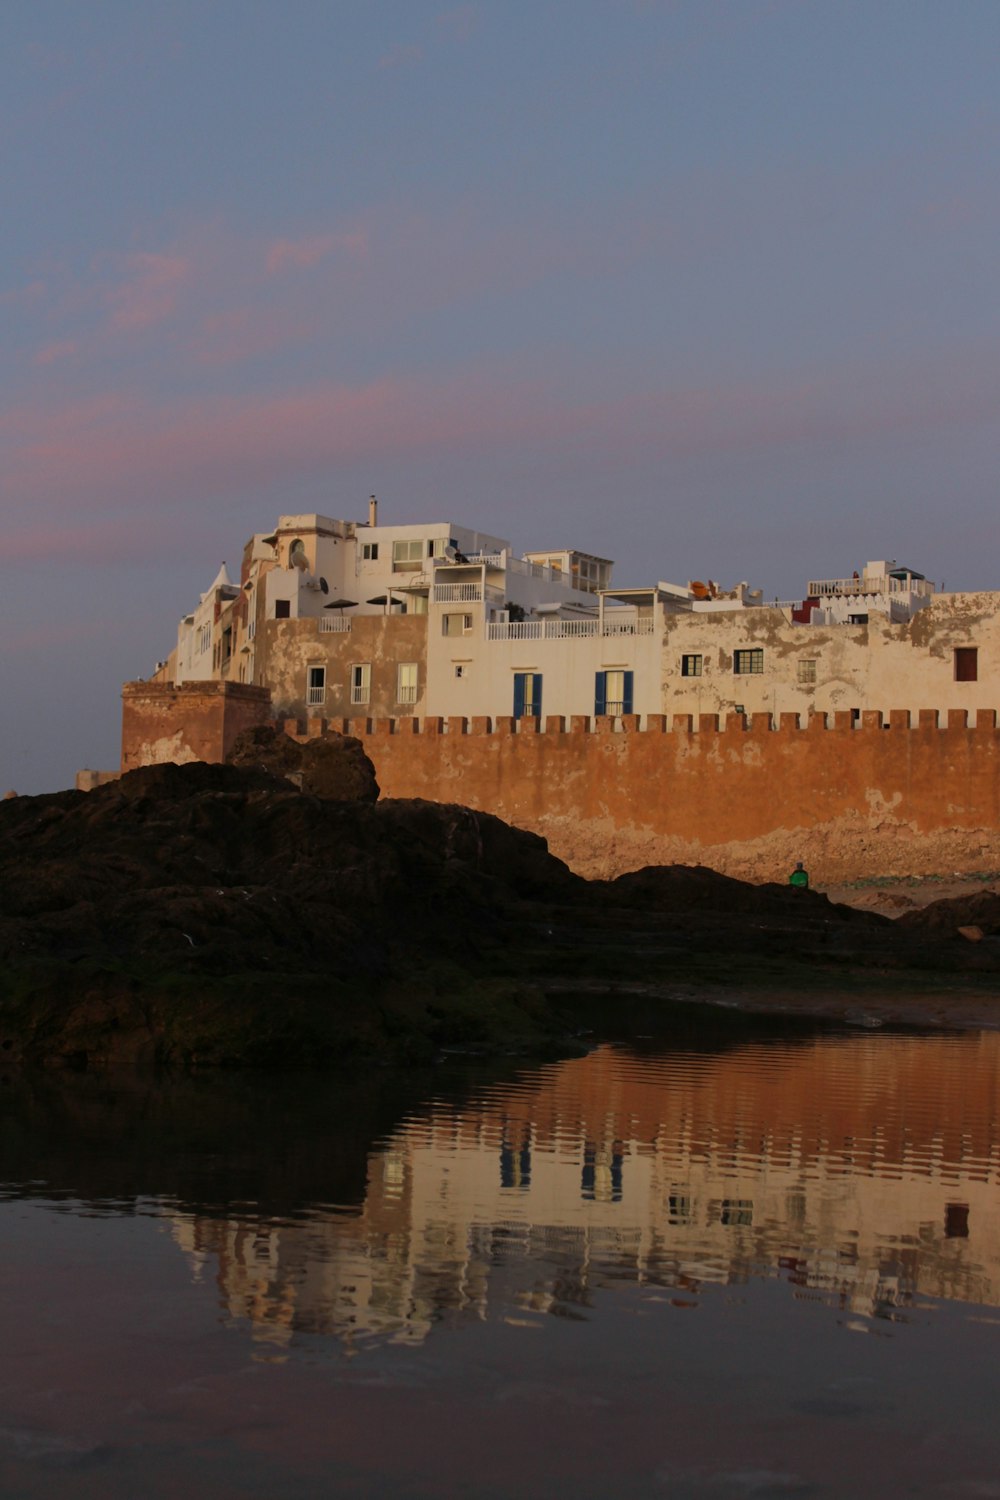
3,0 -> 1000,793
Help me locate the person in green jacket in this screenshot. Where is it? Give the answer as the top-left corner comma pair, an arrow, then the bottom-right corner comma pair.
789,861 -> 809,889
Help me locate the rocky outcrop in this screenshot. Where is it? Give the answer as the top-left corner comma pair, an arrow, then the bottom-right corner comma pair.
2,763 -> 999,1069
226,724 -> 379,802
896,891 -> 1000,938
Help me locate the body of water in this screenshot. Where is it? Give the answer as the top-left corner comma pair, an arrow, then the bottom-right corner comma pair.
3,1018 -> 1000,1497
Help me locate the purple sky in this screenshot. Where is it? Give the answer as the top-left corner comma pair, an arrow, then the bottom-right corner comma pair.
3,1 -> 1000,792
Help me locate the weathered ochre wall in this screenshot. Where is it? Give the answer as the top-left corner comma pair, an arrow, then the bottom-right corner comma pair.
121,682 -> 270,771
118,682 -> 1000,881
290,708 -> 1000,879
312,709 -> 998,840
254,615 -> 428,720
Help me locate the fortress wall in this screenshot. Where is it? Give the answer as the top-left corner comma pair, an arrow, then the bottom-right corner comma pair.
301,709 -> 1000,879
309,709 -> 1000,842
121,681 -> 271,772
119,681 -> 1000,879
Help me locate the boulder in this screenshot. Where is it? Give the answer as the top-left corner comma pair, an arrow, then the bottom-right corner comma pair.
227,724 -> 379,803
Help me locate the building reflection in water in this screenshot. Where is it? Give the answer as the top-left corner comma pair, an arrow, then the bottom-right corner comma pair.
169,1032 -> 1000,1351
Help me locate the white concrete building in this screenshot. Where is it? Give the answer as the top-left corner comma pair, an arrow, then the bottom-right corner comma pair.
153,501 -> 994,731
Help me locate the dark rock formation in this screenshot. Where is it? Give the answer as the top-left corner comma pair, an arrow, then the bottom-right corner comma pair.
226,724 -> 379,803
2,763 -> 999,1069
896,891 -> 1000,938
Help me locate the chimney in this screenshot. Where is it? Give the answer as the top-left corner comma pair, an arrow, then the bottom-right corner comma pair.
368,495 -> 378,528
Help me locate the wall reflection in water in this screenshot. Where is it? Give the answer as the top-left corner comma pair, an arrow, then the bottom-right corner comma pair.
169,1031 -> 1000,1350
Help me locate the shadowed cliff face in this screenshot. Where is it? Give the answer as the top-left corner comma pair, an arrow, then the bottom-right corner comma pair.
1,763 -> 999,1069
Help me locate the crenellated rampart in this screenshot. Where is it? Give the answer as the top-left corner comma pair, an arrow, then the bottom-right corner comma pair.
282,707 -> 1000,880
118,681 -> 1000,880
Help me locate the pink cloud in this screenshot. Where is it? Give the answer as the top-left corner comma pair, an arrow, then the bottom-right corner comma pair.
0,619 -> 113,655
34,339 -> 78,366
1,279 -> 47,309
107,252 -> 190,331
1,375 -> 553,515
0,515 -> 171,566
264,231 -> 367,275
4,342 -> 999,531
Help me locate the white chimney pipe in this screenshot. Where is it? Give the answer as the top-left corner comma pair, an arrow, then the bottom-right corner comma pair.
369,495 -> 378,527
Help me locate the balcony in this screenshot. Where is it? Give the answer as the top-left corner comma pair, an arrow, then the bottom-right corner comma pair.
486,619 -> 596,641
433,582 -> 505,605
806,575 -> 934,598
435,550 -> 504,568
319,617 -> 352,633
602,617 -> 655,637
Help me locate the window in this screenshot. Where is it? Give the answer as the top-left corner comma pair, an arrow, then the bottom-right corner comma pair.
955,647 -> 978,682
221,627 -> 232,664
442,613 -> 473,637
798,659 -> 817,684
392,539 -> 423,571
361,542 -> 379,561
428,537 -> 449,558
396,662 -> 418,704
681,654 -> 702,678
734,649 -> 764,675
720,1199 -> 753,1227
198,624 -> 211,655
350,663 -> 371,705
513,672 -> 542,719
275,599 -> 290,619
307,666 -> 326,706
595,669 -> 633,716
848,613 -> 869,625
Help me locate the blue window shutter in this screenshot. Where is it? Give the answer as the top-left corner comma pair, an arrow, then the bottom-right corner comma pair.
595,671 -> 607,716
534,675 -> 542,719
622,671 -> 634,715
513,673 -> 525,719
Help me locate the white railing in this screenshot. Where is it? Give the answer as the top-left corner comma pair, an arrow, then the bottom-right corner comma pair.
484,616 -> 657,642
806,576 -> 935,599
396,684 -> 418,704
488,620 -> 541,640
488,619 -> 600,641
806,577 -> 870,597
441,582 -> 480,602
602,617 -> 655,637
319,616 -> 352,633
434,582 -> 504,604
434,583 -> 482,603
306,686 -> 325,706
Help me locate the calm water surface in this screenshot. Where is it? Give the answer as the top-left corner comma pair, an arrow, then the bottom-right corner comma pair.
3,1018 -> 1000,1498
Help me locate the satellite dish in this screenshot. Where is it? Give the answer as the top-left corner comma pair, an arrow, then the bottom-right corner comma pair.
319,577 -> 329,594
292,550 -> 308,571
444,544 -> 458,562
